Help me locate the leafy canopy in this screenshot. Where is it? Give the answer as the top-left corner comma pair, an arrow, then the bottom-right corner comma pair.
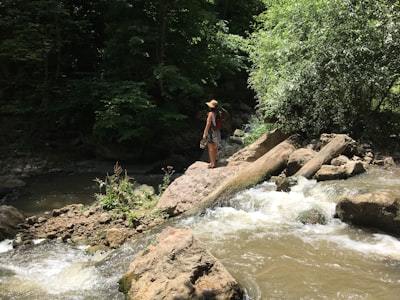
248,0 -> 400,140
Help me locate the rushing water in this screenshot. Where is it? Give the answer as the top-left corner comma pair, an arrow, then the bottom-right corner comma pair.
1,168 -> 400,299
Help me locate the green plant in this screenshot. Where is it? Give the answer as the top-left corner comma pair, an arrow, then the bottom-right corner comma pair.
243,115 -> 277,145
127,212 -> 139,228
158,166 -> 175,196
94,162 -> 170,221
94,162 -> 141,211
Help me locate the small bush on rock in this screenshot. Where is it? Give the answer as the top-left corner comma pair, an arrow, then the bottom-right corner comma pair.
94,162 -> 171,226
94,162 -> 144,210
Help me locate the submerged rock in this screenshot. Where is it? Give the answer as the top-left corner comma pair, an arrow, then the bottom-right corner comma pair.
297,208 -> 327,225
0,177 -> 26,197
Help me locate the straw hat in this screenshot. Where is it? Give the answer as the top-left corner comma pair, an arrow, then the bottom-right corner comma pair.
205,99 -> 218,108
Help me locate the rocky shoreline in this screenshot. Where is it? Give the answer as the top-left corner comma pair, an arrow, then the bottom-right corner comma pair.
1,130 -> 399,299
2,130 -> 399,249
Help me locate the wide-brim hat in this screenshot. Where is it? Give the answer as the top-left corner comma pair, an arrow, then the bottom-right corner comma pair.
206,99 -> 218,108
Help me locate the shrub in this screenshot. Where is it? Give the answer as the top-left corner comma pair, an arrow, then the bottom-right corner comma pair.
94,163 -> 173,224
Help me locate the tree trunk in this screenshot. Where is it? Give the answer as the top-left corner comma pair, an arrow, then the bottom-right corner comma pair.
185,135 -> 299,215
294,134 -> 351,179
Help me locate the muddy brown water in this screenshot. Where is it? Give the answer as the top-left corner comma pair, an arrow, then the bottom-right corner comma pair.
1,167 -> 400,299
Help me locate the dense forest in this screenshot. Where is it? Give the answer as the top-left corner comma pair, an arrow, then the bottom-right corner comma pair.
1,0 -> 399,163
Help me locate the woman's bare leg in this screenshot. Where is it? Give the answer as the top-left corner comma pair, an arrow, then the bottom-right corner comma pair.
207,142 -> 218,168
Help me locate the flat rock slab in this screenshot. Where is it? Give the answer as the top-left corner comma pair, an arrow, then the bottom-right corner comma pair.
157,161 -> 247,216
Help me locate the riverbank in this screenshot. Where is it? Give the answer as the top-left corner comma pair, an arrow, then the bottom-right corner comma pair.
1,131 -> 400,299
6,132 -> 398,253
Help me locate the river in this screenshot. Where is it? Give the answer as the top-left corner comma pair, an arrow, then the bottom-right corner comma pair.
1,167 -> 400,299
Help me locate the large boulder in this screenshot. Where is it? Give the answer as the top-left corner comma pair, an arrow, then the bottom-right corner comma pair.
226,128 -> 289,165
286,148 -> 316,176
156,161 -> 244,217
331,155 -> 351,166
335,192 -> 400,236
294,134 -> 355,179
158,134 -> 299,217
314,165 -> 346,181
119,227 -> 244,300
0,205 -> 26,240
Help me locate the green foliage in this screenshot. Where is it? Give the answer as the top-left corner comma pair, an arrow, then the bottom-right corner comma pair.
101,0 -> 250,107
248,0 -> 400,141
127,212 -> 138,228
92,81 -> 157,143
94,162 -> 173,224
242,115 -> 277,145
153,65 -> 203,101
214,0 -> 265,35
1,0 -> 262,156
94,163 -> 141,211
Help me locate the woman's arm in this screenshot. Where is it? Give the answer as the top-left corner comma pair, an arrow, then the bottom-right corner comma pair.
203,112 -> 213,139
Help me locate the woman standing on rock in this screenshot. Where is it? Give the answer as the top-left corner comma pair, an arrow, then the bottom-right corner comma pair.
202,99 -> 221,168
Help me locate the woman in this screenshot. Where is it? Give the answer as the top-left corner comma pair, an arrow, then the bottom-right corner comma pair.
203,99 -> 221,168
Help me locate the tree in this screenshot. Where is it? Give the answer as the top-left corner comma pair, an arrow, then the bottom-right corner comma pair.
0,0 -> 106,146
94,0 -> 251,147
0,0 -> 262,160
248,0 -> 400,142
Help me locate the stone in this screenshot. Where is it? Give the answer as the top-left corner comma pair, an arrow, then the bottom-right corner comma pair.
295,134 -> 354,178
156,161 -> 243,217
227,128 -> 289,164
383,156 -> 396,169
233,128 -> 245,137
119,227 -> 244,300
297,208 -> 327,225
331,155 -> 350,166
286,148 -> 316,176
98,212 -> 111,224
336,192 -> 400,236
344,161 -> 366,177
0,176 -> 26,196
314,161 -> 366,181
106,228 -> 128,248
314,165 -> 346,181
0,205 -> 26,240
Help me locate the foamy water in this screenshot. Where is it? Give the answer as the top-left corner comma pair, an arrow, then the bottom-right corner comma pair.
178,171 -> 400,299
0,242 -> 124,299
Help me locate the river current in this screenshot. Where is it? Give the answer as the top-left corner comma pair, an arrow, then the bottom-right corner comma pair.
1,167 -> 400,299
